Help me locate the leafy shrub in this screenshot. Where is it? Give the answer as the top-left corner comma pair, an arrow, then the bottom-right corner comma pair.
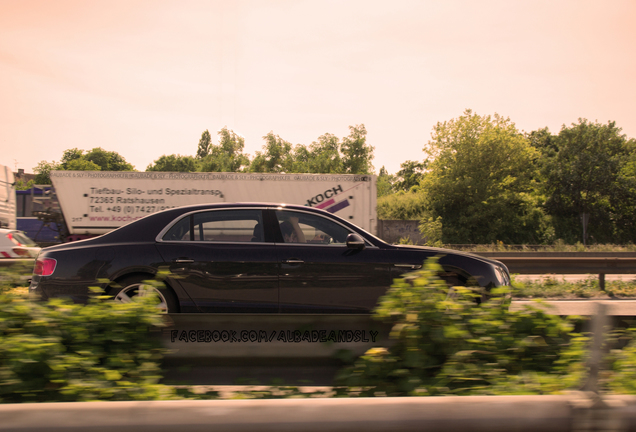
335,258 -> 588,396
0,261 -> 33,294
606,329 -> 636,394
512,275 -> 636,299
0,281 -> 171,402
418,216 -> 443,247
377,191 -> 427,220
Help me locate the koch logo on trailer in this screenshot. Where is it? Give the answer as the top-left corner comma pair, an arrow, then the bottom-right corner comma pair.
306,185 -> 350,214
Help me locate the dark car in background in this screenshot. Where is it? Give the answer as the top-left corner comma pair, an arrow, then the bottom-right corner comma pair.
30,203 -> 510,313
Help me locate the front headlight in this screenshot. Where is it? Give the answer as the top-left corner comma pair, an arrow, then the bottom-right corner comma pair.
494,266 -> 510,286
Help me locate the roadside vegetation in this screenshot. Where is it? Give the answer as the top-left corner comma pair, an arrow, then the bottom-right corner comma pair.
334,258 -> 587,396
512,275 -> 636,299
0,265 -> 173,403
3,260 -> 636,402
24,109 -> 636,250
439,242 -> 636,253
26,124 -> 375,187
378,112 -> 636,247
332,258 -> 636,397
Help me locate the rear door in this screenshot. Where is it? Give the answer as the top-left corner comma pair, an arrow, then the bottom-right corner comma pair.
156,208 -> 279,313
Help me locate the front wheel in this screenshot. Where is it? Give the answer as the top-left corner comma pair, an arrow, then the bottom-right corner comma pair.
110,275 -> 179,313
440,273 -> 486,304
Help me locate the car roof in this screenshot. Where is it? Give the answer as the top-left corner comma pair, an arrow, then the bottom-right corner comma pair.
71,202 -> 360,246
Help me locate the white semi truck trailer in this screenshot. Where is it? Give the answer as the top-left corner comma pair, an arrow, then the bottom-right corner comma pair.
50,171 -> 377,239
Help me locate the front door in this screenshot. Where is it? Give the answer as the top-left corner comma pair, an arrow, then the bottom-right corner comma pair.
273,209 -> 390,313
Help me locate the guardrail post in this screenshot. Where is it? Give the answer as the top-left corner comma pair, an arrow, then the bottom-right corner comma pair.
572,302 -> 627,432
599,274 -> 606,292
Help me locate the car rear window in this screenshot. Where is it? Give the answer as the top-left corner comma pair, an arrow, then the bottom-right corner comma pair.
162,209 -> 264,243
10,231 -> 37,247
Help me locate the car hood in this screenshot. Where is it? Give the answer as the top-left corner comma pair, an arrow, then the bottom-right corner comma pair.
392,244 -> 509,270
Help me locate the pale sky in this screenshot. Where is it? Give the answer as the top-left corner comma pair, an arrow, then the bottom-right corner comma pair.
1,0 -> 635,175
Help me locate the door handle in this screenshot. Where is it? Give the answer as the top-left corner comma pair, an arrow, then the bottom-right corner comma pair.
394,264 -> 422,269
284,259 -> 304,264
173,258 -> 194,263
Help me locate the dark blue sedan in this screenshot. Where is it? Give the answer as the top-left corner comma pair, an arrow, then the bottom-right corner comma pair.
30,203 -> 510,313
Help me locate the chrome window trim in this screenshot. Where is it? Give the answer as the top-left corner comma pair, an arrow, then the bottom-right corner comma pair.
155,205 -> 378,248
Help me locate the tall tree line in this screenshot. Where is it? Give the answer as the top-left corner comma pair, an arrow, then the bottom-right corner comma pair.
31,114 -> 636,244
378,110 -> 636,245
146,125 -> 374,175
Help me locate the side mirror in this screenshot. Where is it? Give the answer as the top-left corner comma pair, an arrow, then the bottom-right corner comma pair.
346,233 -> 365,250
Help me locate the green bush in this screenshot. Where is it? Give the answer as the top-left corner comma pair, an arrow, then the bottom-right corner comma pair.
335,258 -> 588,396
0,261 -> 33,294
606,330 -> 636,394
511,275 -> 636,299
0,283 -> 171,402
377,191 -> 427,220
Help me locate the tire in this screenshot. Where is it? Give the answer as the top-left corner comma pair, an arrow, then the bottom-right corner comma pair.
110,274 -> 179,313
440,273 -> 485,304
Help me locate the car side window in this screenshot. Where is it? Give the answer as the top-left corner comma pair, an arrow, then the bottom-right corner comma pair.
163,210 -> 264,243
275,210 -> 352,245
162,216 -> 192,241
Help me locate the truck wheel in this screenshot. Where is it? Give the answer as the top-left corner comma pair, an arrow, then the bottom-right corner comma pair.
110,275 -> 179,313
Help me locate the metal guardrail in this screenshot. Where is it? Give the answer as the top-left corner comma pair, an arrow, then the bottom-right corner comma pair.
476,252 -> 636,290
1,394 -> 635,431
0,258 -> 33,267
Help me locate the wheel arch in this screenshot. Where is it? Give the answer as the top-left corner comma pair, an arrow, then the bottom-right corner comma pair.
108,271 -> 181,313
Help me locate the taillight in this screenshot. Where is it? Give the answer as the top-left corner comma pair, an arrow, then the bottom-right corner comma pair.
34,258 -> 57,276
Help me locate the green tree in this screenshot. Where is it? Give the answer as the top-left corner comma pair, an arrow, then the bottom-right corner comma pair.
377,191 -> 427,220
196,130 -> 212,159
32,161 -> 59,185
146,155 -> 198,172
616,140 -> 636,241
394,160 -> 426,192
65,159 -> 101,171
341,124 -> 374,174
82,148 -> 135,171
377,166 -> 395,197
199,127 -> 250,172
305,133 -> 343,173
247,125 -> 374,175
59,148 -> 84,169
527,127 -> 559,155
249,132 -> 295,173
422,109 -> 549,244
538,119 -> 636,244
14,179 -> 35,190
33,148 -> 135,184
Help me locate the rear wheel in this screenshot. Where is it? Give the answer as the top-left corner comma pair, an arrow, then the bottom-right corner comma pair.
110,275 -> 179,313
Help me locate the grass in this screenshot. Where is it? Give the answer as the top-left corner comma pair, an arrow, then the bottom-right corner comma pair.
6,286 -> 29,297
448,241 -> 636,252
395,238 -> 636,252
512,275 -> 636,299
